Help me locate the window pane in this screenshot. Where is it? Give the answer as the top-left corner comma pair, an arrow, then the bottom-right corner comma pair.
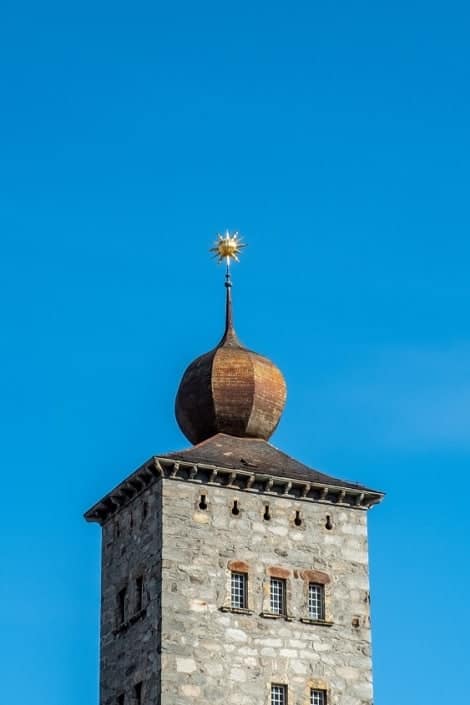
308,583 -> 325,620
271,684 -> 286,705
231,572 -> 247,608
270,578 -> 285,614
310,689 -> 326,705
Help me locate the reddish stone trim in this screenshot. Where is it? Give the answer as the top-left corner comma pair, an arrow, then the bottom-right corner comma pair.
299,569 -> 330,584
228,560 -> 249,573
267,566 -> 291,579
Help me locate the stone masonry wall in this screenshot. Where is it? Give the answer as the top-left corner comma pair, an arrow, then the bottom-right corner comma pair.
99,483 -> 162,705
160,479 -> 373,705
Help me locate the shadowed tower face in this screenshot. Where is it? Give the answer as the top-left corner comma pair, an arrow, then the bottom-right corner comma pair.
85,237 -> 383,705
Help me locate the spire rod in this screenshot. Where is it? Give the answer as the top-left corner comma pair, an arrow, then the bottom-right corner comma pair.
224,267 -> 234,338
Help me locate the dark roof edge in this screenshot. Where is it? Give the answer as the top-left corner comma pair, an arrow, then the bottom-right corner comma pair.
84,456 -> 384,526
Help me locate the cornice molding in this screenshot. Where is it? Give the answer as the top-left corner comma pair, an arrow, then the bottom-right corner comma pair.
84,456 -> 384,526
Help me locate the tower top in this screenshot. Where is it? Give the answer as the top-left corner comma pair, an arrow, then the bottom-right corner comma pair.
85,230 -> 384,527
174,233 -> 287,445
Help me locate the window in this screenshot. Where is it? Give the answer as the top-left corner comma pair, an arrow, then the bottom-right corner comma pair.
118,587 -> 127,624
310,689 -> 326,705
135,576 -> 144,613
270,578 -> 286,615
117,695 -> 125,705
231,571 -> 248,609
134,682 -> 143,705
271,684 -> 287,705
308,583 -> 325,621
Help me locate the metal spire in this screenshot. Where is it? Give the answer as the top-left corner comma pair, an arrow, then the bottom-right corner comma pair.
210,230 -> 246,345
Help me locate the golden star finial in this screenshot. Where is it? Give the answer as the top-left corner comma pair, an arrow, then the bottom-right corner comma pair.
210,230 -> 246,266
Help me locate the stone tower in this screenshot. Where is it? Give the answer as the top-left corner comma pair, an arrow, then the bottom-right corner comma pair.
85,259 -> 383,705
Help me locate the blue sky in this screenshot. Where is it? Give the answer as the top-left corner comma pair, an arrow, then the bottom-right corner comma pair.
1,1 -> 469,703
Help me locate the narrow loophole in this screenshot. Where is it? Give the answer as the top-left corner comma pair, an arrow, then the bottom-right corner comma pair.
325,514 -> 333,530
294,510 -> 302,526
118,586 -> 126,624
134,682 -> 143,705
232,500 -> 240,516
142,502 -> 148,519
199,494 -> 208,510
135,576 -> 144,613
263,504 -> 271,521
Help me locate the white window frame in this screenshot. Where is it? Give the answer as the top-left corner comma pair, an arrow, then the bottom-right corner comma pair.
231,571 -> 248,609
308,582 -> 325,620
310,688 -> 326,705
270,577 -> 286,615
271,683 -> 287,705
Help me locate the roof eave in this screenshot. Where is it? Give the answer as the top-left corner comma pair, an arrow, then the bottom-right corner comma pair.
84,455 -> 384,526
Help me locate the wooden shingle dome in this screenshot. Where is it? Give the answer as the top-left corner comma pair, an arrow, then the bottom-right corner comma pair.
175,280 -> 287,445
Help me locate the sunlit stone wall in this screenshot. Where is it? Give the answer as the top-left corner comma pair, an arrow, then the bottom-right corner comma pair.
160,480 -> 373,705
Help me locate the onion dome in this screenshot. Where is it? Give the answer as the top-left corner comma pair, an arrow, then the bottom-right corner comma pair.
175,276 -> 287,445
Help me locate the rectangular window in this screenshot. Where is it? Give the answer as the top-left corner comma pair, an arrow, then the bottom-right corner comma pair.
135,576 -> 144,613
231,572 -> 248,609
270,577 -> 286,615
118,587 -> 127,624
308,583 -> 325,620
310,689 -> 326,705
271,684 -> 287,705
134,682 -> 143,705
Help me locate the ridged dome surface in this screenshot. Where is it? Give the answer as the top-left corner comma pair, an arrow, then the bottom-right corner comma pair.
175,283 -> 287,445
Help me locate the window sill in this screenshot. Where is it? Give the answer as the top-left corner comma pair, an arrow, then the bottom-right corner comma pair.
300,618 -> 333,627
220,606 -> 254,615
260,612 -> 295,622
218,610 -> 333,626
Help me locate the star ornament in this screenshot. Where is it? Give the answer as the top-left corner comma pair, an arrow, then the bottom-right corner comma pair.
210,231 -> 246,265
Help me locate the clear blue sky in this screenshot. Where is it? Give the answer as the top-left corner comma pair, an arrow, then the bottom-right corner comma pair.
1,1 -> 469,703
